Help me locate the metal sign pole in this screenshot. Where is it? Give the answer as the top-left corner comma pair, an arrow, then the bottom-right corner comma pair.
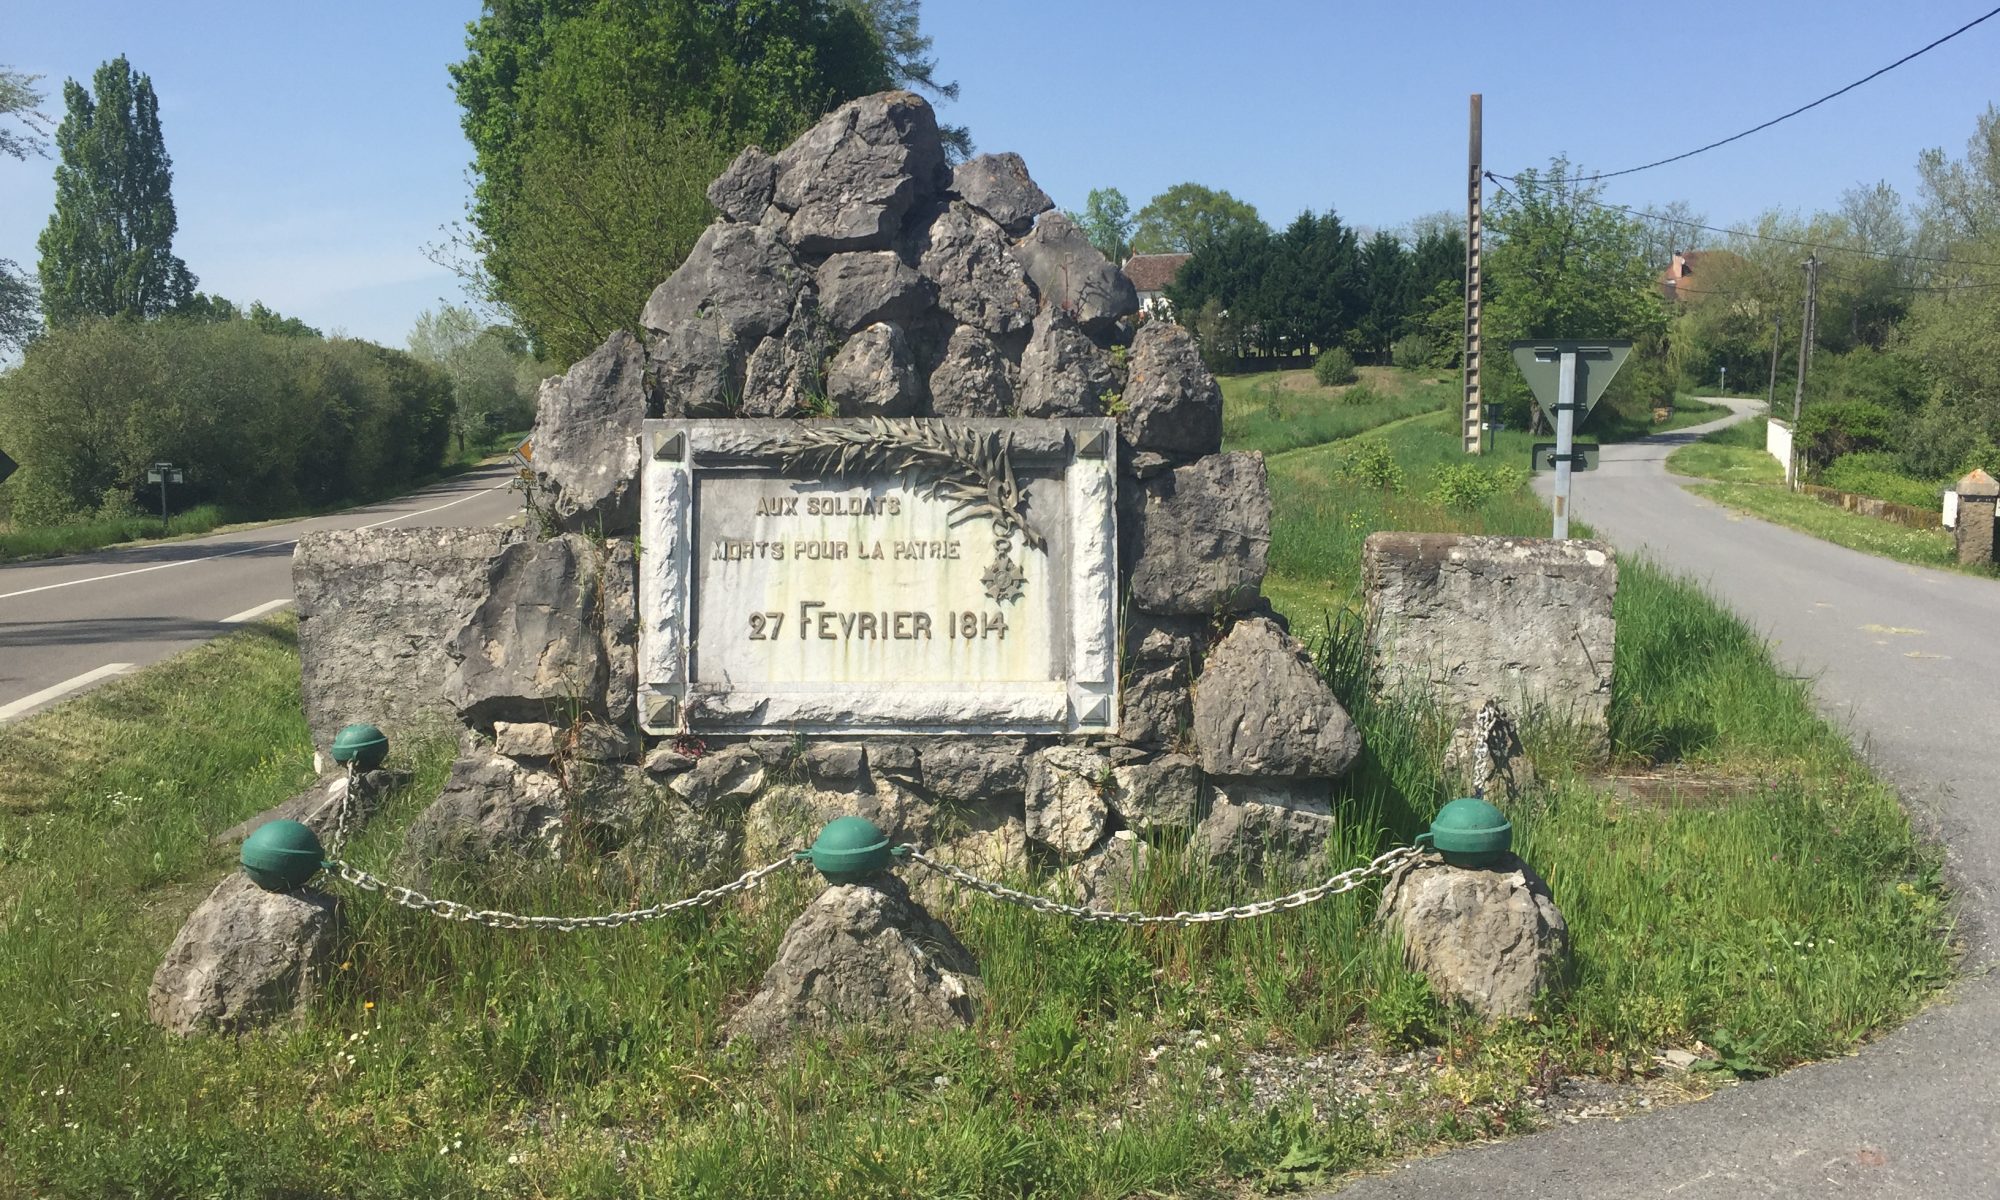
1552,351 -> 1577,540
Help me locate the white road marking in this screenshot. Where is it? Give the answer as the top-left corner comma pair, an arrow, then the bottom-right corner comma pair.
0,662 -> 135,721
221,598 -> 292,623
0,481 -> 514,603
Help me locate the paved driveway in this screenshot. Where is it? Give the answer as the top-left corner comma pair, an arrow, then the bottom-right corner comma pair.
1332,401 -> 2000,1198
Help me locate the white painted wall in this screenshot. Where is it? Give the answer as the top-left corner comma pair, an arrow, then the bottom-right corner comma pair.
1766,419 -> 1794,484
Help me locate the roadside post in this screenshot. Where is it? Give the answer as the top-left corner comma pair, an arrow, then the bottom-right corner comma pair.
1509,341 -> 1631,539
146,461 -> 185,530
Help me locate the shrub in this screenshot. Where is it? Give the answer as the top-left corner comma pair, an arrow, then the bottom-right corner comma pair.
1391,333 -> 1437,371
1339,381 -> 1382,407
1817,453 -> 1945,509
1313,346 -> 1358,387
1336,440 -> 1403,491
1796,400 -> 1898,466
1430,461 -> 1525,509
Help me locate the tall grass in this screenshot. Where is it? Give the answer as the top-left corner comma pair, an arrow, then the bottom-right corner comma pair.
1220,369 -> 1453,456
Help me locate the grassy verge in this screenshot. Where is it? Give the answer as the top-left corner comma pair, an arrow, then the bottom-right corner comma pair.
0,429 -> 529,564
1689,482 -> 1971,573
0,422 -> 1953,1197
1220,366 -> 1455,456
1667,418 -> 1784,484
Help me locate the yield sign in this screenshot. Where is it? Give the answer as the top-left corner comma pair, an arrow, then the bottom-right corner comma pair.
1509,341 -> 1633,416
0,446 -> 15,487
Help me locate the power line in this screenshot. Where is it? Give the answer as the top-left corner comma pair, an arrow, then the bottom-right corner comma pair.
1483,173 -> 2000,271
1492,4 -> 2000,186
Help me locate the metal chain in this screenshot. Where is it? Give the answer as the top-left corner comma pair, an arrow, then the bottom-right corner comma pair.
904,844 -> 1422,926
325,854 -> 807,931
327,762 -> 356,860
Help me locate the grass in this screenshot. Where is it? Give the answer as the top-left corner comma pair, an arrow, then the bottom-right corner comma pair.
1587,394 -> 1727,443
0,416 -> 1956,1197
1220,366 -> 1455,455
0,428 -> 530,564
1689,482 -> 1968,573
1667,417 -> 1784,485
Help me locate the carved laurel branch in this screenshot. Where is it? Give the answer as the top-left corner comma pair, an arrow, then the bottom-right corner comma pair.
751,418 -> 1046,550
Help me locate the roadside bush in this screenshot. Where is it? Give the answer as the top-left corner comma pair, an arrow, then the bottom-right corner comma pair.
1313,347 -> 1358,387
1339,382 -> 1383,407
1817,453 -> 1945,508
1391,334 -> 1437,371
1797,399 -> 1897,467
0,317 -> 453,526
1429,461 -> 1525,509
1899,399 -> 1996,481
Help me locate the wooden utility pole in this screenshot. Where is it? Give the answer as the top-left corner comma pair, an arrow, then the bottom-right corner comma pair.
1766,313 -> 1782,412
1790,254 -> 1820,486
1463,94 -> 1484,455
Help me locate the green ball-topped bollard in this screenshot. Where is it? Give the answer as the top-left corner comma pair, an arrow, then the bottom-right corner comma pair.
806,816 -> 895,884
1418,797 -> 1513,868
331,723 -> 390,772
241,819 -> 328,892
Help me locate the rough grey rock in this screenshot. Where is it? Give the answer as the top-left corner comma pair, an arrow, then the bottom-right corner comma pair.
1192,616 -> 1361,779
912,201 -> 1037,336
1109,754 -> 1203,832
913,738 -> 1030,804
826,322 -> 919,416
708,145 -> 776,223
1013,211 -> 1139,334
804,742 -> 868,788
149,873 -> 341,1035
1378,852 -> 1570,1019
1024,746 -> 1111,858
1124,452 -> 1272,615
1017,308 -> 1118,418
212,769 -> 402,847
670,744 -> 767,810
1126,611 -> 1207,665
1364,533 -> 1617,756
648,322 -> 741,417
401,751 -> 564,868
742,778 -> 931,864
531,329 -> 648,534
816,251 -> 932,334
493,721 -> 558,760
772,91 -> 946,254
294,526 -> 525,752
642,745 -> 699,776
1119,321 -> 1222,460
1073,830 -> 1150,906
1120,659 -> 1193,747
726,874 -> 979,1043
598,539 -> 639,728
1196,779 -> 1335,880
444,536 -> 611,728
739,295 -> 831,417
950,152 -> 1052,236
866,741 -> 921,782
640,222 -> 807,349
925,324 -> 1016,417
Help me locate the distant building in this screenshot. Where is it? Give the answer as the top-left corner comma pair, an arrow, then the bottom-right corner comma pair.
1121,253 -> 1191,320
1659,249 -> 1746,303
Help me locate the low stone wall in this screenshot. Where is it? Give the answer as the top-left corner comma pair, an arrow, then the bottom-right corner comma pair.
1363,533 -> 1616,756
1797,483 -> 1942,530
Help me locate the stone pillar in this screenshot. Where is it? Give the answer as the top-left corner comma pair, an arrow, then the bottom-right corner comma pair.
1955,469 -> 1998,567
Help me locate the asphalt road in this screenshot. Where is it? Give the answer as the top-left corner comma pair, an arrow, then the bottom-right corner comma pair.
0,464 -> 524,723
1332,401 -> 2000,1198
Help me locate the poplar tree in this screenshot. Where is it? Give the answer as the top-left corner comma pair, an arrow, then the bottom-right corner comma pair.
36,55 -> 195,326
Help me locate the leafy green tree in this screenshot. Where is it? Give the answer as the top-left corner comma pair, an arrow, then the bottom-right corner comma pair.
36,56 -> 195,326
0,262 -> 35,355
0,65 -> 51,161
408,303 -> 544,451
451,0 -> 912,357
1354,231 -> 1412,361
1070,187 -> 1134,262
1483,157 -> 1666,423
1131,183 -> 1265,255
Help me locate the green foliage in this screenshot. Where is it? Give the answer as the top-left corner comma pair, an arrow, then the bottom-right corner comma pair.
0,64 -> 52,161
0,259 -> 35,356
1334,438 -> 1403,490
36,56 -> 194,325
1312,346 -> 1357,386
1131,182 -> 1265,255
1816,453 -> 1944,508
1899,399 -> 1997,480
1796,399 -> 1898,464
407,304 -> 549,453
1071,186 -> 1134,262
1428,461 -> 1524,509
451,0 -> 911,358
0,317 -> 452,525
1390,334 -> 1434,370
1218,370 -> 1451,455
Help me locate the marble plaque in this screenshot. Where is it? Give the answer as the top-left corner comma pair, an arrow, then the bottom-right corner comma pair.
639,418 -> 1118,735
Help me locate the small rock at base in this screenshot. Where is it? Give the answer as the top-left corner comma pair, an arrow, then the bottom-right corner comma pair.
148,873 -> 340,1035
1377,851 -> 1570,1020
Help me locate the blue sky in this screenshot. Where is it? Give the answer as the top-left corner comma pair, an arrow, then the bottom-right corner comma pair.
4,0 -> 1995,351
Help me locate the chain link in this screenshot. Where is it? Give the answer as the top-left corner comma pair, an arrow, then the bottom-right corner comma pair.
325,854 -> 807,931
905,844 -> 1421,925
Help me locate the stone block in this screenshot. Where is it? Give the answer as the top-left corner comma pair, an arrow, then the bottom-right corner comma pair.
148,873 -> 340,1035
1196,778 -> 1334,880
1012,211 -> 1139,335
1192,616 -> 1360,779
293,526 -> 524,752
1108,753 -> 1202,832
443,535 -> 612,728
1119,321 -> 1222,460
1363,533 -> 1616,756
708,145 -> 776,223
1123,452 -> 1271,616
531,329 -> 648,535
950,152 -> 1052,236
1378,852 -> 1570,1020
911,200 -> 1036,337
773,91 -> 947,254
1024,745 -> 1110,858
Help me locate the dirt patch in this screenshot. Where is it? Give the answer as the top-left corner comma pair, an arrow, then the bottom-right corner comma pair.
1590,769 -> 1764,811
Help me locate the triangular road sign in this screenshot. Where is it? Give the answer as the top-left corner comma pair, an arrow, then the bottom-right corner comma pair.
1509,341 -> 1633,416
0,446 -> 15,487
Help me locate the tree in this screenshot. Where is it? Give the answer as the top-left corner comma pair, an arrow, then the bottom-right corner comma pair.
1,65 -> 52,161
1637,200 -> 1706,270
1070,187 -> 1134,262
36,56 -> 194,326
1354,230 -> 1413,361
450,0 -> 911,356
408,304 -> 543,451
0,261 -> 35,355
1131,183 -> 1265,255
